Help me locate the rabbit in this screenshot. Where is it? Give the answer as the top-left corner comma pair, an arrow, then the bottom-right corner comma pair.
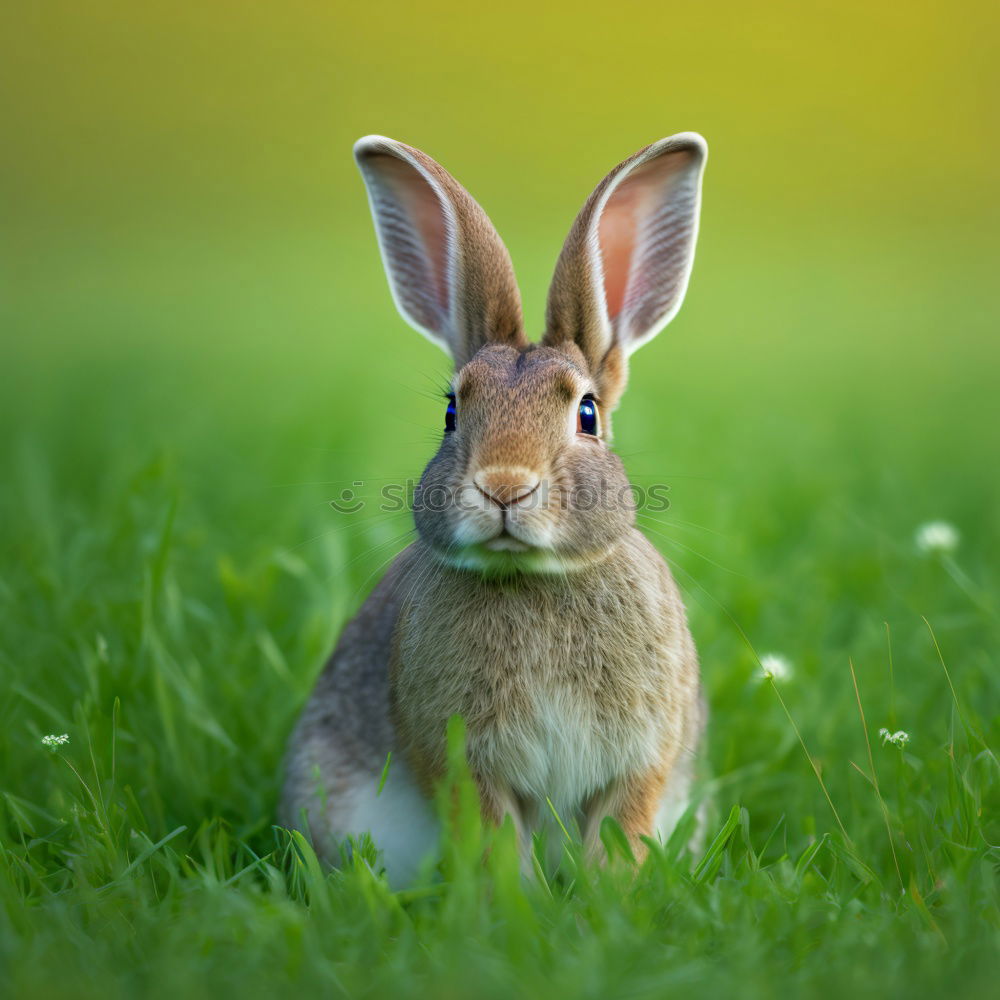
282,132 -> 709,886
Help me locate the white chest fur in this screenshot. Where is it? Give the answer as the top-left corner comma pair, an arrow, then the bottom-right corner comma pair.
475,680 -> 663,820
392,539 -> 690,824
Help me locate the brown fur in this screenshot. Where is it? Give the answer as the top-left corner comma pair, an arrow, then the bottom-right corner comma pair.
282,133 -> 709,880
389,531 -> 699,850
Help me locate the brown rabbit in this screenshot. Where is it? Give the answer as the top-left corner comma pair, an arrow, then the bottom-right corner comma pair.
282,133 -> 709,885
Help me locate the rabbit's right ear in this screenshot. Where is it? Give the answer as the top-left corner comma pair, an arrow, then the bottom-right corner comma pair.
354,136 -> 525,368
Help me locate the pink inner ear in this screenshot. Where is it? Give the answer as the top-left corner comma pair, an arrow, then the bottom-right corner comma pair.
596,150 -> 697,323
374,153 -> 450,314
597,182 -> 640,320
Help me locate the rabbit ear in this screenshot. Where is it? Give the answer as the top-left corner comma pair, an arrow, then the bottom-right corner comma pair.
543,133 -> 707,374
354,136 -> 525,367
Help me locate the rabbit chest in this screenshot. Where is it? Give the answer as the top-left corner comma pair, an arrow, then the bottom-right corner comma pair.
390,551 -> 695,815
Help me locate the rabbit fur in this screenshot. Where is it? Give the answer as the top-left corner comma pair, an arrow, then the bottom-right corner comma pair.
282,132 -> 709,885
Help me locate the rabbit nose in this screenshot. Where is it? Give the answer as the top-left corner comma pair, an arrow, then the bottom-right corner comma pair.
473,467 -> 541,508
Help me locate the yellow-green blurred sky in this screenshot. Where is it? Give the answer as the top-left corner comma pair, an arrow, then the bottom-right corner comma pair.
4,1 -> 997,236
2,0 -> 998,383
2,0 -> 998,612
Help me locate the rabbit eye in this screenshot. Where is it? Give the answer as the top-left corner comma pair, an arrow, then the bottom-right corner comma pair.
577,395 -> 599,436
444,394 -> 457,433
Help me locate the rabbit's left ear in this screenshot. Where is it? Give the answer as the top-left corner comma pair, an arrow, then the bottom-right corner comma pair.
543,134 -> 707,386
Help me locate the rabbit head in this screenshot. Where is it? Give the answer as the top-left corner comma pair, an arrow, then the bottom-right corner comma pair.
355,134 -> 707,574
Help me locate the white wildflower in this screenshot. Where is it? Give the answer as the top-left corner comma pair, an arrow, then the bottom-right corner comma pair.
878,727 -> 911,748
915,521 -> 959,555
759,653 -> 793,683
41,733 -> 70,749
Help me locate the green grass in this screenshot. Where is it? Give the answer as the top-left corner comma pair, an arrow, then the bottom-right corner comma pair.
1,221 -> 998,999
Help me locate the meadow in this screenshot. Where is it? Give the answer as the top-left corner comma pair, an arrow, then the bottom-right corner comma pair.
1,2 -> 998,996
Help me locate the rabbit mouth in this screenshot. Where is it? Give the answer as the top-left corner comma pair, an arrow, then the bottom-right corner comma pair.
435,537 -> 606,576
482,531 -> 532,553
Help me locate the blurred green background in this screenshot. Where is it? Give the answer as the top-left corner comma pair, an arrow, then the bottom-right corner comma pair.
3,0 -> 997,684
1,3 -> 997,996
4,0 -> 999,467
